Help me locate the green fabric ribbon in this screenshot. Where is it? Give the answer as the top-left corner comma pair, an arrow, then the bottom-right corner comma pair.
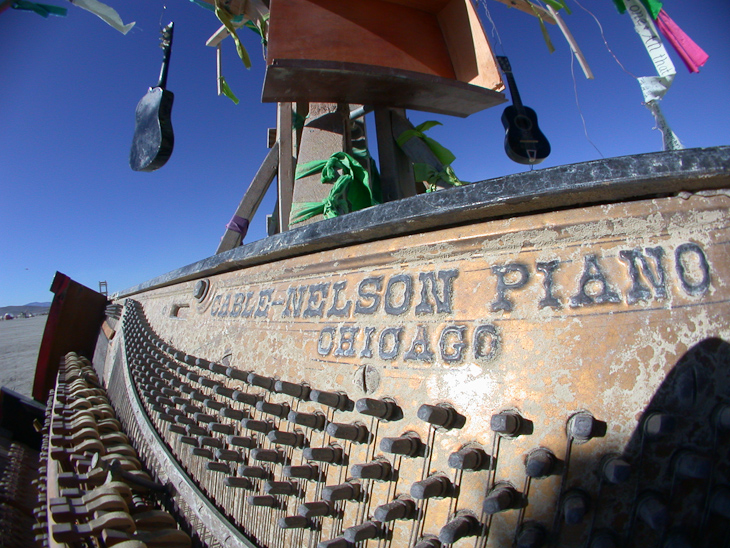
612,0 -> 663,19
414,164 -> 466,193
396,121 -> 456,166
543,0 -> 571,14
215,0 -> 252,69
291,152 -> 378,224
12,0 -> 67,16
219,76 -> 239,104
244,13 -> 269,48
396,120 -> 468,190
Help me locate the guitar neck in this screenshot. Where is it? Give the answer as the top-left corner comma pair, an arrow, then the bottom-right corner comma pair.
157,22 -> 174,89
496,56 -> 524,111
502,71 -> 524,111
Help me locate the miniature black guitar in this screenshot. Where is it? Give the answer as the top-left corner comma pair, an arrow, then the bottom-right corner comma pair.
497,56 -> 550,165
130,22 -> 175,172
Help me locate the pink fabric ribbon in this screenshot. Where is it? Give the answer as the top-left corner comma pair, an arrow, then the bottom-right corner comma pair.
656,9 -> 709,73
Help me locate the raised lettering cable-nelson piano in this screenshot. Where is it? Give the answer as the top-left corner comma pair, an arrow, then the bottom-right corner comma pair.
23,147 -> 728,548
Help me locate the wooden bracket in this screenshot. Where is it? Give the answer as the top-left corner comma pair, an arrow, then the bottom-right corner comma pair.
215,142 -> 280,254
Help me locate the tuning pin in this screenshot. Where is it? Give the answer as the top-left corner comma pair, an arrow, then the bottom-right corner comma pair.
227,435 -> 257,449
322,481 -> 361,502
524,449 -> 556,479
220,407 -> 246,421
515,523 -> 547,548
674,451 -> 712,479
237,465 -> 269,479
710,486 -> 730,518
483,485 -> 519,514
317,538 -> 350,548
310,389 -> 352,411
438,514 -> 481,544
241,419 -> 273,434
373,498 -> 417,522
448,446 -> 490,471
303,446 -> 343,465
410,475 -> 452,500
380,434 -> 422,457
344,521 -> 382,543
278,516 -> 312,530
601,456 -> 631,484
248,373 -> 274,391
350,460 -> 392,481
224,477 -> 253,490
298,501 -> 334,518
233,391 -> 261,407
414,537 -> 441,548
417,404 -> 465,430
326,422 -> 369,443
226,368 -> 250,382
568,412 -> 598,441
636,493 -> 669,531
562,490 -> 590,525
491,411 -> 522,436
643,413 -> 676,438
283,464 -> 320,481
274,380 -> 311,400
268,430 -> 307,448
288,410 -> 326,431
256,400 -> 290,419
264,481 -> 298,496
355,398 -> 399,420
247,495 -> 278,508
250,448 -> 284,464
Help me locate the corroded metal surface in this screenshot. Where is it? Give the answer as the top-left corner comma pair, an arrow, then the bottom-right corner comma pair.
108,190 -> 730,547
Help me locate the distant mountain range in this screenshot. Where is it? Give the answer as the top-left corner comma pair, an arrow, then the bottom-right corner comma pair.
0,302 -> 52,316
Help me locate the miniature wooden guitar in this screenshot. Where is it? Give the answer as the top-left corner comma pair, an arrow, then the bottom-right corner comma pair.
130,22 -> 175,172
497,56 -> 550,165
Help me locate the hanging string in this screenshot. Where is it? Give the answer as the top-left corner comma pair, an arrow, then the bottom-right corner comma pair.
478,0 -> 505,55
568,47 -> 604,158
571,0 -> 636,80
158,3 -> 167,30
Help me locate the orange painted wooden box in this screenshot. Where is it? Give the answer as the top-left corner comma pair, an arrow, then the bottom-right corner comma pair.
261,0 -> 506,116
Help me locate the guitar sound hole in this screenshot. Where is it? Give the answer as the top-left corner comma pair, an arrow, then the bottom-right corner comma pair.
515,115 -> 533,132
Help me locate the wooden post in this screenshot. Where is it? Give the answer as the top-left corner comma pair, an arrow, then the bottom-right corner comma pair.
277,102 -> 295,232
374,107 -> 417,202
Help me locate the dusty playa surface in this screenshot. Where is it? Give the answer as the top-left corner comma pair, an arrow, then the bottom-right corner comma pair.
0,315 -> 46,397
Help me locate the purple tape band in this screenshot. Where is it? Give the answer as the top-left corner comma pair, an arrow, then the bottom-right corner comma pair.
226,215 -> 249,237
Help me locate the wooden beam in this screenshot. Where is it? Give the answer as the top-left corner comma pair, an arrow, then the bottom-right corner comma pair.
374,108 -> 416,201
277,102 -> 295,232
215,142 -> 280,254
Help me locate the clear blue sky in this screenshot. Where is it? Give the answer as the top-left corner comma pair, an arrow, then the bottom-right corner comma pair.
1,0 -> 728,306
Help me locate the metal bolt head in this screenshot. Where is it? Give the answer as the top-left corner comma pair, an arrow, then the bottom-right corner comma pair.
193,279 -> 209,301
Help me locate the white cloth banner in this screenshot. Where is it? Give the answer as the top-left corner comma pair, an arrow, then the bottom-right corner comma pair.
69,0 -> 135,34
623,0 -> 682,150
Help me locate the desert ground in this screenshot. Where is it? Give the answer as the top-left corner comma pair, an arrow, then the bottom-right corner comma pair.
0,315 -> 46,397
